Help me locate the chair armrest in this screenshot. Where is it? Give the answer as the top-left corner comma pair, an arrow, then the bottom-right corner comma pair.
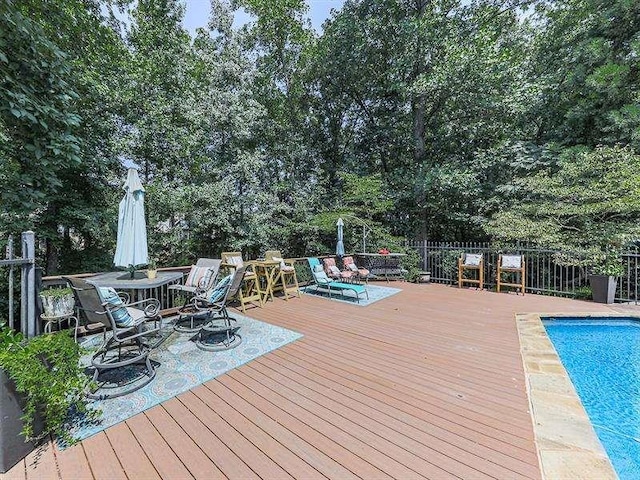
117,291 -> 131,304
126,298 -> 161,318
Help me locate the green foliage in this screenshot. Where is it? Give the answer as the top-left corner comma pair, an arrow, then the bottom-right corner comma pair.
0,2 -> 81,224
487,145 -> 640,272
574,285 -> 593,300
400,248 -> 421,283
0,324 -> 93,442
2,0 -> 640,280
39,287 -> 73,299
487,145 -> 640,247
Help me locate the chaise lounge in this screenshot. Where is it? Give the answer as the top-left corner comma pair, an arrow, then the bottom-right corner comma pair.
307,258 -> 368,303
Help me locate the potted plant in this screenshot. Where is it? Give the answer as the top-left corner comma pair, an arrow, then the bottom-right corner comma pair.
588,248 -> 624,304
147,259 -> 158,279
39,287 -> 75,318
0,324 -> 93,472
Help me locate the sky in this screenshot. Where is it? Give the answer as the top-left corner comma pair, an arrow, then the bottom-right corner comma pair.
183,0 -> 346,35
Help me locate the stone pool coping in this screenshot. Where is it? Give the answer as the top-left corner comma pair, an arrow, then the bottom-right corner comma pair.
515,312 -> 630,480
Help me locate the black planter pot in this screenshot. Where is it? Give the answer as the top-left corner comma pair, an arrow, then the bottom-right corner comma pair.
589,274 -> 617,304
0,369 -> 43,473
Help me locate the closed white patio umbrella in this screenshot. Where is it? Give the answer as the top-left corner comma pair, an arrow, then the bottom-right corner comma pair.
113,168 -> 148,274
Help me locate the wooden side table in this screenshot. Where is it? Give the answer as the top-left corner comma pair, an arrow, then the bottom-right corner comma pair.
252,260 -> 280,303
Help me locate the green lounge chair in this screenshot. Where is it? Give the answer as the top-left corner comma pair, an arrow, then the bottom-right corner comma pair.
307,258 -> 368,303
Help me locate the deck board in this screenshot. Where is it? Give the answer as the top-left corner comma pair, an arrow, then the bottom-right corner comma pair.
195,381 -> 358,479
2,282 -> 624,480
80,433 -> 126,480
53,443 -> 93,480
104,423 -> 161,480
181,388 -> 296,480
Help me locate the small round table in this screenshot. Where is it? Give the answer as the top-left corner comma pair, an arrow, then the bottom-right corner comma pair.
41,312 -> 79,342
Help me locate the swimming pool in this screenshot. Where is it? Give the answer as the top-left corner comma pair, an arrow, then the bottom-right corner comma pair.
544,317 -> 640,480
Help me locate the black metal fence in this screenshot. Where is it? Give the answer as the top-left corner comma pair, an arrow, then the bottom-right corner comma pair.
406,240 -> 640,303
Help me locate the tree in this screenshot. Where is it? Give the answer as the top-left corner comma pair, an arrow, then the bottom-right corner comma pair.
526,0 -> 640,149
307,0 -> 531,240
485,146 -> 640,257
2,0 -> 129,274
0,2 -> 82,237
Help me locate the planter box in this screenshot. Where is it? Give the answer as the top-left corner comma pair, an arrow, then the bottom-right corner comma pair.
0,369 -> 43,473
40,293 -> 75,318
589,274 -> 617,304
418,271 -> 431,283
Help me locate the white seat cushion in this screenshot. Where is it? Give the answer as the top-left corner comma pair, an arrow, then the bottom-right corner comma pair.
227,255 -> 244,267
502,255 -> 522,269
464,254 -> 483,266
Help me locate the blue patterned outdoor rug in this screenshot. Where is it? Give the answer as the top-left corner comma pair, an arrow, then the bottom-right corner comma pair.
301,283 -> 402,306
67,314 -> 302,444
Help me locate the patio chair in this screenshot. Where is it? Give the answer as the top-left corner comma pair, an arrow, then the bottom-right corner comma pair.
458,253 -> 484,290
169,258 -> 221,296
195,266 -> 247,351
221,251 -> 263,312
323,257 -> 353,282
307,258 -> 368,303
265,250 -> 301,300
171,259 -> 221,332
64,276 -> 161,400
342,256 -> 369,284
497,254 -> 526,295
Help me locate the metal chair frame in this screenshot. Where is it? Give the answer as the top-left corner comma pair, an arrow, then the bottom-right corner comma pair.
64,276 -> 161,400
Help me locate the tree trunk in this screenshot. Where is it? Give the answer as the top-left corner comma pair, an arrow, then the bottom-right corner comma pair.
412,95 -> 427,164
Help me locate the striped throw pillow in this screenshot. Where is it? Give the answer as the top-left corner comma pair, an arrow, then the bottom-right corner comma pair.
185,265 -> 214,288
207,274 -> 233,303
98,287 -> 134,327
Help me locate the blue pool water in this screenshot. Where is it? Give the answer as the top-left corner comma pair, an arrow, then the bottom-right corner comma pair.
544,318 -> 640,479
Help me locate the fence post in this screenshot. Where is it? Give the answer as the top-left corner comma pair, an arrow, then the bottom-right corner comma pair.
423,240 -> 427,271
6,235 -> 14,330
20,231 -> 36,338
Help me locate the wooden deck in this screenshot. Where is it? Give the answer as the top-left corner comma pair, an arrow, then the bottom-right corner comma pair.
3,283 -> 624,480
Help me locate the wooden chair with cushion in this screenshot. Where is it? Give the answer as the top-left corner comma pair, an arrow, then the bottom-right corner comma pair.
221,251 -> 263,312
264,250 -> 301,300
458,253 -> 484,290
497,254 -> 526,295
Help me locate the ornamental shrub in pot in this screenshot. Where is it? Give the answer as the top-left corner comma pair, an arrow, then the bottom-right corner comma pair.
0,324 -> 92,472
588,252 -> 624,304
39,287 -> 75,318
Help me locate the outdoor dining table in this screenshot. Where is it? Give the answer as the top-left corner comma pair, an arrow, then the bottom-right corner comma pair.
86,270 -> 184,303
86,270 -> 184,347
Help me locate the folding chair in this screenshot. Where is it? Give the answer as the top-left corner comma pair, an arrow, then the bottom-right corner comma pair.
221,251 -> 263,312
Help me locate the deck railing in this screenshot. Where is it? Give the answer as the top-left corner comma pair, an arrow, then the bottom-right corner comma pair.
406,240 -> 640,303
